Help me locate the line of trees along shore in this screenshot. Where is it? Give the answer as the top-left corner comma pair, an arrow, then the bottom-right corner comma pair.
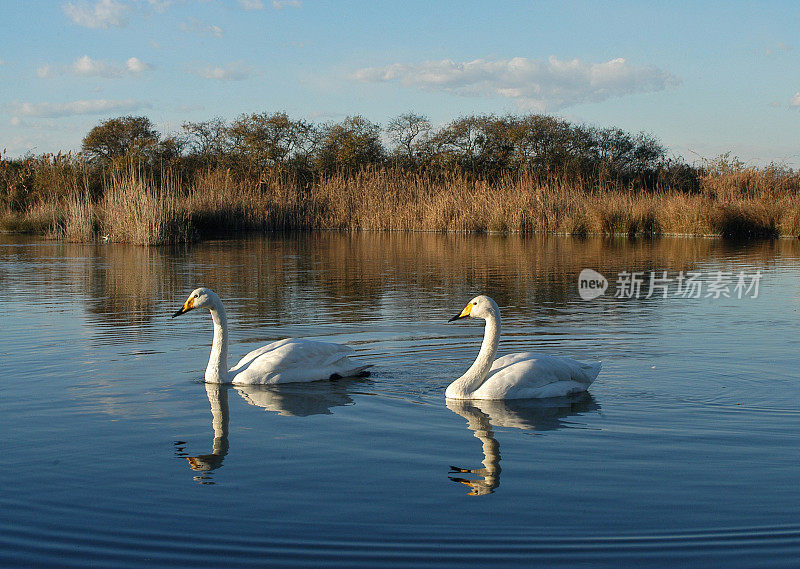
1,112 -> 799,244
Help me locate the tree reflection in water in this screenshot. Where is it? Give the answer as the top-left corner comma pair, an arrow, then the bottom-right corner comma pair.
2,233 -> 786,336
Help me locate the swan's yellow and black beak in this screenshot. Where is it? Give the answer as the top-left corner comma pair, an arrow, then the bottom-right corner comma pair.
448,302 -> 473,322
172,297 -> 194,318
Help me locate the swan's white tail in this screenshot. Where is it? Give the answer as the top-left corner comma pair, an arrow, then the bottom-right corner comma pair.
584,361 -> 602,382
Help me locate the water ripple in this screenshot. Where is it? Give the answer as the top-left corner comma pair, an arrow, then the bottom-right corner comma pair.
4,505 -> 800,569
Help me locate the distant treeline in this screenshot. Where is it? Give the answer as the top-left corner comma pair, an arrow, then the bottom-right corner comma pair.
1,112 -> 701,208
1,112 -> 799,243
176,111 -> 686,186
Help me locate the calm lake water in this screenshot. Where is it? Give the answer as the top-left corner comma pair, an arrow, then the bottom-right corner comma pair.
3,232 -> 800,568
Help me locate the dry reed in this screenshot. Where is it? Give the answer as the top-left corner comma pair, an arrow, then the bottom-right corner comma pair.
4,165 -> 800,243
100,170 -> 194,245
0,200 -> 59,233
48,190 -> 95,241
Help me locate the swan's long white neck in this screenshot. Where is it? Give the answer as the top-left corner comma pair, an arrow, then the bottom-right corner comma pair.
445,307 -> 501,399
205,296 -> 230,383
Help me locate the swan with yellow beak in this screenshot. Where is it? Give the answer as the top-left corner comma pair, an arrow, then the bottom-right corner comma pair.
173,287 -> 370,384
446,295 -> 600,400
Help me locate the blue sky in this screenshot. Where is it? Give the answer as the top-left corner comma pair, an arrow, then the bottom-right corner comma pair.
1,0 -> 798,166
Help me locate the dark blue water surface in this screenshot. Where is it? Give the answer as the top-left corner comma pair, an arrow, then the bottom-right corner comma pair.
2,233 -> 800,568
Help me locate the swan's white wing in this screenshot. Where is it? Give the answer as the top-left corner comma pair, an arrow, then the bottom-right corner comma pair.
229,338 -> 369,385
232,338 -> 354,369
474,353 -> 601,400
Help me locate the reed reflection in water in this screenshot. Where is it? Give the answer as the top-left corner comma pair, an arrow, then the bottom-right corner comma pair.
4,231 -> 796,331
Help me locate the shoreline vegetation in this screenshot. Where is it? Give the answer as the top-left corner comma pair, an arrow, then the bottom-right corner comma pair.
2,112 -> 799,245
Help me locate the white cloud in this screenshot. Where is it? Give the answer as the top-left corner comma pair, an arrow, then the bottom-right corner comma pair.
72,54 -> 116,77
62,55 -> 150,77
352,56 -> 680,111
37,64 -> 53,78
7,98 -> 149,118
190,61 -> 252,81
791,92 -> 800,107
181,18 -> 223,37
272,0 -> 301,8
62,0 -> 130,29
146,0 -> 171,12
125,57 -> 150,73
239,0 -> 264,9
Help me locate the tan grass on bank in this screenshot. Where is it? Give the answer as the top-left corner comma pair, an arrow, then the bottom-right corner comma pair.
3,166 -> 800,244
305,169 -> 800,239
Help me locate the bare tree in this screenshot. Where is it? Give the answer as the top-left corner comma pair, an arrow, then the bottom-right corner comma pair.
386,112 -> 431,161
182,118 -> 229,163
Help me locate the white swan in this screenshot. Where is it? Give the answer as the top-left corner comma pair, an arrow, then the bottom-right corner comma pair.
446,295 -> 601,400
172,287 -> 370,384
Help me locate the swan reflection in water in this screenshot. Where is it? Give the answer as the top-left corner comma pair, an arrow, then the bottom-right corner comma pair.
181,383 -> 231,481
175,379 -> 362,484
446,394 -> 599,496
